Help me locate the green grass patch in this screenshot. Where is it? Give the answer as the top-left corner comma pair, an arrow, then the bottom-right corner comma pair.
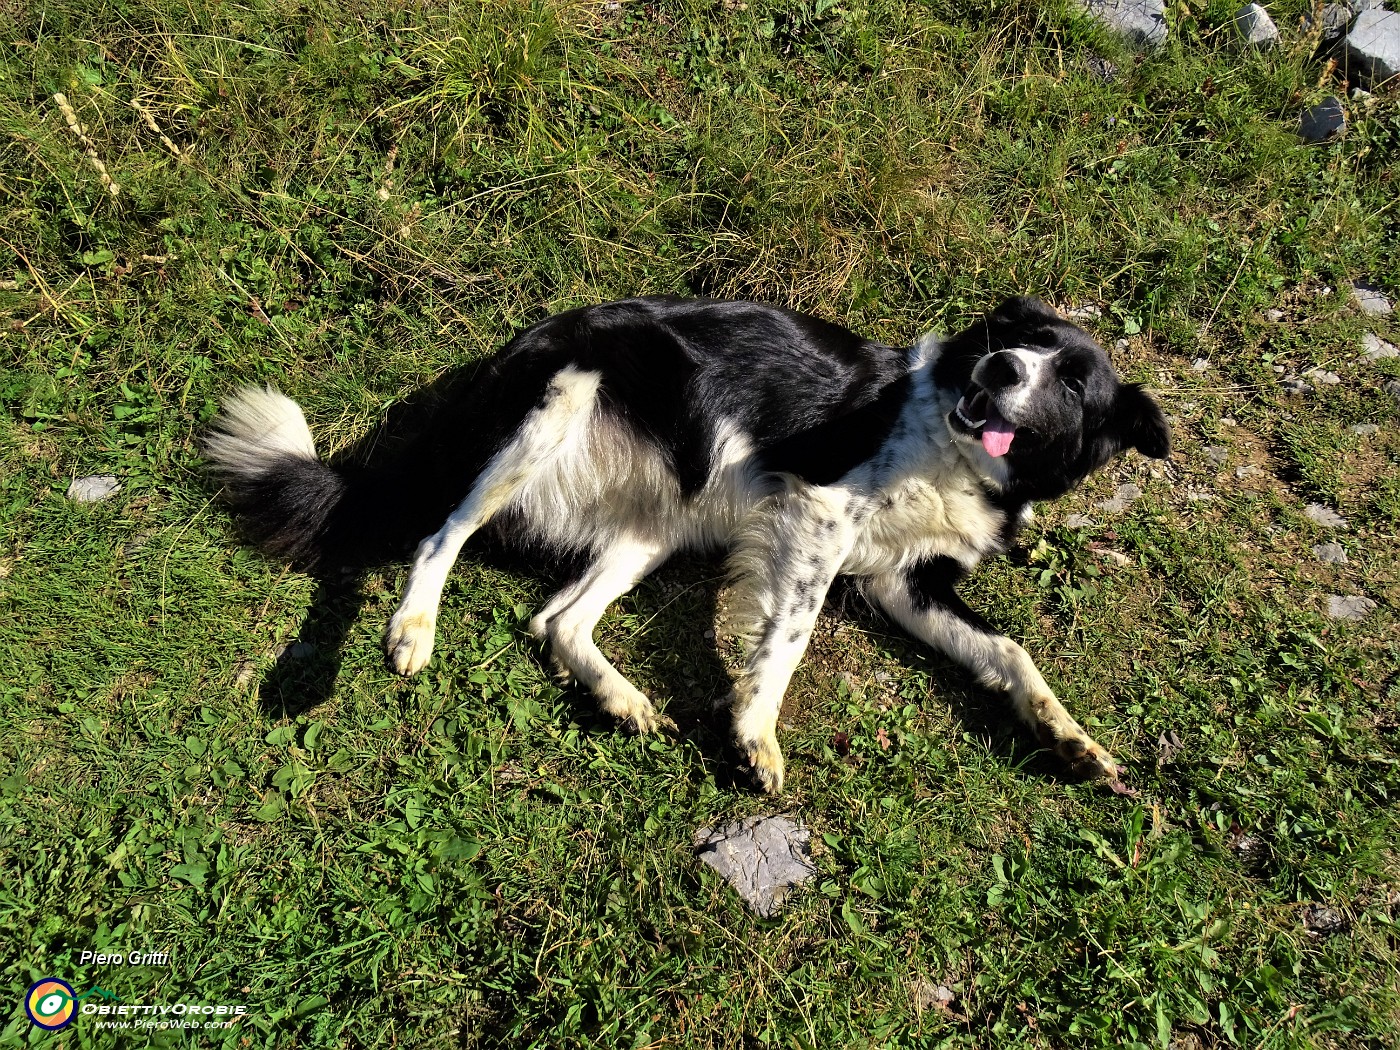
2,0 -> 1398,1046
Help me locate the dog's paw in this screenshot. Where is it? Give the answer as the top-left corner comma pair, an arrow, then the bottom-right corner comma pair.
1054,734 -> 1118,782
385,611 -> 436,676
598,684 -> 670,735
628,707 -> 677,735
739,735 -> 786,795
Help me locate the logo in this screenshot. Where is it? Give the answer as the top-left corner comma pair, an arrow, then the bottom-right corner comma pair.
25,979 -> 77,1031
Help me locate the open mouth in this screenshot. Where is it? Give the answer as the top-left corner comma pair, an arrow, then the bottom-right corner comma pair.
952,386 -> 1017,458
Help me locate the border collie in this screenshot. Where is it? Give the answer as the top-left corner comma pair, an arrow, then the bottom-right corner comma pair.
204,295 -> 1168,792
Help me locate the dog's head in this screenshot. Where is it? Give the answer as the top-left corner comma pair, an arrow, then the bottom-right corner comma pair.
935,296 -> 1170,499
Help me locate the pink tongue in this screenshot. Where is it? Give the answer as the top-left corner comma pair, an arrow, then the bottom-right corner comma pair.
980,404 -> 1015,457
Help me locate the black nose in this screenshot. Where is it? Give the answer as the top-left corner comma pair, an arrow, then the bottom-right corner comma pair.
979,351 -> 1026,391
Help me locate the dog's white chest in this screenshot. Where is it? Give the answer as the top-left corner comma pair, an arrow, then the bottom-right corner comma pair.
841,466 -> 1006,576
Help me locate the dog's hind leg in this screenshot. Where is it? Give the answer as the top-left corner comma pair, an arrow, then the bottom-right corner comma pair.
528,536 -> 674,732
864,566 -> 1118,781
727,490 -> 857,794
385,366 -> 602,676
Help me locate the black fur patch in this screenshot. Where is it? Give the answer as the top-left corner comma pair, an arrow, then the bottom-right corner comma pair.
905,556 -> 998,635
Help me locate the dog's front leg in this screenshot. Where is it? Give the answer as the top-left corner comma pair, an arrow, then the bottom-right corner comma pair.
866,564 -> 1118,781
729,492 -> 856,794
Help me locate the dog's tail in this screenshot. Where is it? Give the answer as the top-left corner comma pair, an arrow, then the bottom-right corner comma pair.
201,386 -> 352,567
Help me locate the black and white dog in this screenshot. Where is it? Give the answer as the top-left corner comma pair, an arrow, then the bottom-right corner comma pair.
205,295 -> 1168,792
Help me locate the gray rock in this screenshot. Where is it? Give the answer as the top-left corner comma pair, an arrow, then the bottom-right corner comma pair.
1304,503 -> 1348,528
1350,280 -> 1393,316
1343,9 -> 1400,85
1299,97 -> 1346,143
1079,0 -> 1168,47
1265,308 -> 1285,322
1063,303 -> 1103,321
1235,464 -> 1263,478
1280,377 -> 1314,395
1361,332 -> 1398,360
1317,2 -> 1357,45
1064,513 -> 1097,528
695,815 -> 816,917
1314,542 -> 1348,564
1304,367 -> 1343,385
1235,3 -> 1280,45
1096,483 -> 1142,513
1328,595 -> 1376,620
1192,357 -> 1211,372
1350,422 -> 1380,435
1206,445 -> 1230,464
1388,379 -> 1400,403
66,475 -> 121,502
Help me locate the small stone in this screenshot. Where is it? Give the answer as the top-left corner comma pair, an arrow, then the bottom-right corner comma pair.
1314,542 -> 1348,564
1302,903 -> 1349,937
1327,595 -> 1376,620
1303,367 -> 1342,386
1064,303 -> 1102,321
1265,309 -> 1285,322
1343,9 -> 1400,87
1192,358 -> 1211,372
1186,490 -> 1216,502
1361,333 -> 1398,360
1219,417 -> 1237,426
1280,377 -> 1313,395
910,979 -> 962,1016
1205,445 -> 1230,465
1235,3 -> 1280,46
1094,547 -> 1133,566
1304,503 -> 1348,528
695,816 -> 817,917
1087,55 -> 1119,82
1065,513 -> 1096,528
1387,379 -> 1400,402
1316,3 -> 1355,46
1230,833 -> 1271,868
66,475 -> 121,502
1299,97 -> 1346,143
1235,464 -> 1262,478
1350,422 -> 1380,436
1096,483 -> 1142,513
1350,281 -> 1393,316
1114,338 -> 1131,352
1179,400 -> 1198,412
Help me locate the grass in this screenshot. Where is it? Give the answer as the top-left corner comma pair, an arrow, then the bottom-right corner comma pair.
2,0 -> 1399,1046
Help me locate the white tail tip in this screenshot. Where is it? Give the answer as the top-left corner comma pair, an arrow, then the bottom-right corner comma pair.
203,385 -> 318,478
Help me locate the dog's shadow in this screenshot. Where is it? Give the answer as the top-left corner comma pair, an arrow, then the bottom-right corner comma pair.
255,362 -> 488,721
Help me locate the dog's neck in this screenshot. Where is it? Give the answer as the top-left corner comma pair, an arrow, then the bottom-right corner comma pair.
903,336 -> 1013,493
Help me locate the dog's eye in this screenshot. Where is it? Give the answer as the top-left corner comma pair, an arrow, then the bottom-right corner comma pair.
1059,374 -> 1084,397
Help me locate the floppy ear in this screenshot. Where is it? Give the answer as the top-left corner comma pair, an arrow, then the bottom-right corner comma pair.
1114,384 -> 1170,459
